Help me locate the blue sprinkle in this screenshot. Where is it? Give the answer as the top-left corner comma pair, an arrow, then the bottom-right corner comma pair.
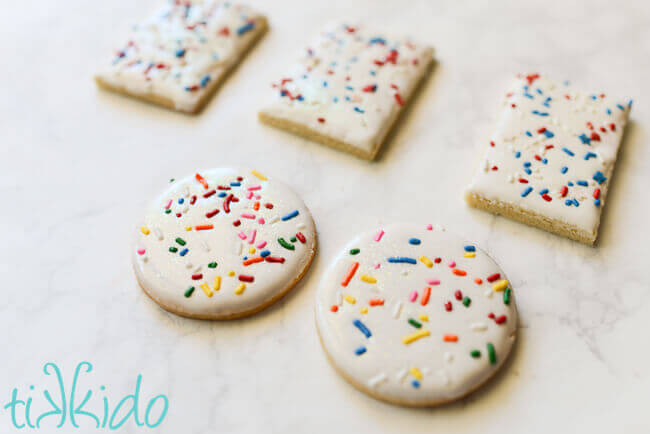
523,91 -> 534,99
344,96 -> 351,101
536,88 -> 543,95
281,210 -> 299,221
524,168 -> 532,175
260,250 -> 271,257
539,188 -> 549,195
572,199 -> 580,207
568,181 -> 574,186
565,199 -> 573,206
242,256 -> 247,261
412,380 -> 420,388
543,130 -> 554,138
593,171 -> 607,185
230,181 -> 241,187
606,108 -> 612,115
584,152 -> 597,160
532,110 -> 549,116
617,103 -> 625,111
542,158 -> 548,164
333,97 -> 339,103
523,162 -> 531,167
355,346 -> 367,356
594,199 -> 601,207
369,37 -> 386,44
591,95 -> 598,100
543,97 -> 552,107
353,319 -> 372,338
579,134 -> 591,145
236,22 -> 255,35
218,192 -> 227,198
409,238 -> 421,245
353,107 -> 365,113
297,95 -> 304,101
515,151 -> 521,158
464,245 -> 476,252
345,86 -> 354,91
577,180 -> 588,186
175,48 -> 186,57
525,131 -> 533,137
387,257 -> 417,264
562,147 -> 575,156
200,75 -> 210,88
178,198 -> 184,204
322,81 -> 328,87
561,166 -> 568,174
521,186 -> 533,197
369,70 -> 376,76
179,248 -> 189,256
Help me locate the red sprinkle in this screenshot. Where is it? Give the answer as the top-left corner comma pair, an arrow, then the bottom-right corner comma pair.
609,123 -> 616,131
296,232 -> 306,244
330,305 -> 338,312
317,117 -> 325,123
206,209 -> 219,218
590,132 -> 601,142
369,299 -> 384,306
444,301 -> 452,312
238,275 -> 254,283
454,290 -> 463,301
265,203 -> 274,209
362,84 -> 377,92
495,315 -> 507,324
593,188 -> 601,199
434,257 -> 442,264
542,193 -> 552,202
394,93 -> 404,106
189,195 -> 197,205
519,178 -> 529,184
191,274 -> 203,280
203,189 -> 216,198
265,257 -> 285,263
232,219 -> 241,227
561,186 -> 568,197
487,273 -> 500,282
490,141 -> 495,147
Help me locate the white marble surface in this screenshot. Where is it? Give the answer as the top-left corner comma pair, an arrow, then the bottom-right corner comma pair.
1,0 -> 649,433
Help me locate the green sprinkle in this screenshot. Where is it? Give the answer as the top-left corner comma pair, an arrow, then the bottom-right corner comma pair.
290,236 -> 297,242
184,286 -> 195,297
175,237 -> 186,246
169,178 -> 175,183
208,262 -> 218,268
349,248 -> 360,255
408,318 -> 422,329
470,350 -> 481,358
165,209 -> 171,214
278,237 -> 295,250
462,296 -> 471,307
169,247 -> 178,253
487,343 -> 497,365
503,287 -> 512,305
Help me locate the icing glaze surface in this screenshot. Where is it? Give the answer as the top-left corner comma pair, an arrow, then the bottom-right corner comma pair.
96,1 -> 265,111
315,224 -> 517,405
466,74 -> 632,238
133,168 -> 316,318
260,22 -> 433,154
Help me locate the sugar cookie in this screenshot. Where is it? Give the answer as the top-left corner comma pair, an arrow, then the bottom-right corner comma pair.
133,168 -> 316,319
259,23 -> 433,160
95,1 -> 267,113
315,224 -> 517,406
465,73 -> 632,245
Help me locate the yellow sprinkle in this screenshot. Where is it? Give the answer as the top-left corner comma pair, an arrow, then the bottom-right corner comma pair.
200,283 -> 213,298
251,169 -> 267,181
360,275 -> 377,284
464,252 -> 476,258
402,329 -> 430,345
213,275 -> 221,291
235,283 -> 246,295
344,295 -> 356,304
228,271 -> 235,277
185,226 -> 192,231
248,247 -> 256,254
410,367 -> 423,381
140,226 -> 150,235
360,307 -> 368,314
419,314 -> 429,322
492,279 -> 509,292
419,256 -> 433,268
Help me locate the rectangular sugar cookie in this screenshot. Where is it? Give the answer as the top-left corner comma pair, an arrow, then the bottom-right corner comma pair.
258,23 -> 433,160
95,1 -> 267,113
465,73 -> 632,245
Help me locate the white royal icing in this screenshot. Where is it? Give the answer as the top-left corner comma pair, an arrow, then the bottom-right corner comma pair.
133,168 -> 316,318
315,224 -> 517,405
260,23 -> 433,155
466,73 -> 632,239
96,1 -> 265,112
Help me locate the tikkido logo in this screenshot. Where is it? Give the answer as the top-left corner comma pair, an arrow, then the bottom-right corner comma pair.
2,362 -> 169,430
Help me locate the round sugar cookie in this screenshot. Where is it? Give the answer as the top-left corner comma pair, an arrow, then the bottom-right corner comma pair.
133,168 -> 317,319
315,224 -> 517,406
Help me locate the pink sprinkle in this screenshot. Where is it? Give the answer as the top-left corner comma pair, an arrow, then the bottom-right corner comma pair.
256,241 -> 267,248
374,229 -> 385,242
249,229 -> 256,244
427,279 -> 441,285
248,186 -> 261,191
409,290 -> 418,302
426,224 -> 433,230
241,213 -> 255,219
448,261 -> 456,268
246,191 -> 254,199
238,232 -> 247,240
255,194 -> 261,200
164,199 -> 172,210
137,248 -> 146,255
258,218 -> 265,224
374,263 -> 381,269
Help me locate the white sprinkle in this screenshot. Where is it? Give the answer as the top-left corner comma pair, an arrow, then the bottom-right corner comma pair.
193,265 -> 202,273
368,373 -> 387,388
235,242 -> 242,255
444,352 -> 453,363
153,227 -> 163,240
484,289 -> 494,298
396,368 -> 408,383
437,369 -> 449,386
507,174 -> 514,183
470,322 -> 488,331
336,291 -> 343,306
185,261 -> 193,269
201,240 -> 210,252
297,223 -> 306,230
182,204 -> 189,214
269,216 -> 279,225
182,185 -> 190,197
401,269 -> 408,276
392,301 -> 402,319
